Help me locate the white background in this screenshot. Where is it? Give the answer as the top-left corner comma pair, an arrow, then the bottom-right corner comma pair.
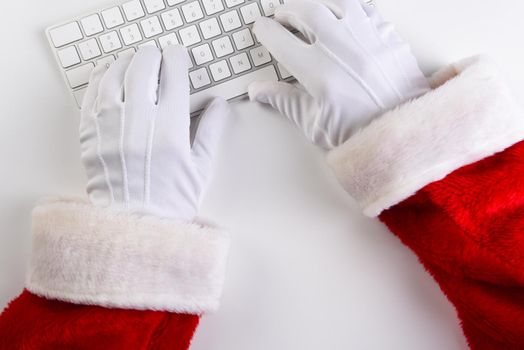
1,1 -> 523,349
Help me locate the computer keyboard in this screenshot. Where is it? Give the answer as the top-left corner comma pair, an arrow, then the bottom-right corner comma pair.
46,0 -> 374,113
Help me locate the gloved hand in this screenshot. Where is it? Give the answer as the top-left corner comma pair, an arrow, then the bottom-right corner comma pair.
80,45 -> 229,220
249,0 -> 429,150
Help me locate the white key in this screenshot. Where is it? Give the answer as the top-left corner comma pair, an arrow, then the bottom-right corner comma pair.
57,46 -> 81,68
181,1 -> 204,23
179,25 -> 201,46
49,22 -> 83,47
99,31 -> 122,53
240,3 -> 261,24
97,55 -> 115,67
189,68 -> 211,89
101,7 -> 124,29
120,24 -> 143,45
220,10 -> 241,32
190,65 -> 278,112
140,16 -> 163,38
122,0 -> 145,21
191,44 -> 213,65
73,87 -> 87,108
250,46 -> 271,66
211,36 -> 234,57
78,39 -> 102,60
199,18 -> 221,39
202,0 -> 224,15
158,33 -> 179,48
277,62 -> 292,78
118,48 -> 136,58
161,9 -> 183,30
225,0 -> 244,8
232,28 -> 254,50
138,40 -> 158,48
260,0 -> 280,16
229,52 -> 251,74
65,62 -> 94,88
167,0 -> 186,5
209,60 -> 231,81
143,0 -> 166,14
80,15 -> 103,36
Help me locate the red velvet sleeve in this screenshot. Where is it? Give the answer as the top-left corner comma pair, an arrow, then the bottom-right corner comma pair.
0,290 -> 200,350
380,141 -> 524,349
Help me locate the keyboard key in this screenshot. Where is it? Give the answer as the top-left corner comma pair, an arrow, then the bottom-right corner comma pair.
57,46 -> 81,68
232,28 -> 254,50
179,25 -> 201,46
122,0 -> 145,21
200,18 -> 221,39
260,0 -> 280,16
209,60 -> 231,81
229,52 -> 251,74
138,40 -> 158,48
182,1 -> 204,23
211,36 -> 234,57
225,0 -> 244,8
161,9 -> 183,30
240,3 -> 261,24
66,62 -> 95,88
191,44 -> 213,65
118,48 -> 136,58
99,31 -> 122,53
78,39 -> 102,60
167,0 -> 186,5
202,0 -> 224,15
190,68 -> 211,89
190,65 -> 278,112
140,16 -> 163,38
97,55 -> 115,67
277,62 -> 292,79
249,46 -> 271,66
158,33 -> 179,48
80,15 -> 103,36
120,24 -> 143,45
49,22 -> 83,47
73,87 -> 87,108
143,0 -> 166,14
101,7 -> 125,29
220,10 -> 241,32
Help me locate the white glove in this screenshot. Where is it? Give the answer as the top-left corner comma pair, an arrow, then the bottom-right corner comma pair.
249,0 -> 429,150
80,45 -> 229,220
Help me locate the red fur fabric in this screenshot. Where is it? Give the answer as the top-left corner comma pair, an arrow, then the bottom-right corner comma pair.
380,141 -> 524,349
0,290 -> 200,349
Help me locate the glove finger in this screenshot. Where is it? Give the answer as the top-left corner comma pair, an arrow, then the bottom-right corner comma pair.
191,97 -> 230,184
252,17 -> 319,92
157,44 -> 191,150
274,0 -> 337,42
124,46 -> 162,108
317,0 -> 368,22
81,64 -> 108,112
96,55 -> 133,110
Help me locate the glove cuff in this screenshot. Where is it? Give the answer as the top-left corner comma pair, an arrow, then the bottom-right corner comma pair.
327,55 -> 524,217
26,198 -> 229,314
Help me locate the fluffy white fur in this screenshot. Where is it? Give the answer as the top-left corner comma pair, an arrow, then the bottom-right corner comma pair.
26,198 -> 230,314
327,56 -> 524,217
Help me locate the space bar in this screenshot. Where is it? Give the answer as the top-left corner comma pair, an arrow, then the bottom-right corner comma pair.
190,65 -> 278,114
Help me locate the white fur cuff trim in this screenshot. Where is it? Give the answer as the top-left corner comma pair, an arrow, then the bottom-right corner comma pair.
328,56 -> 524,217
26,199 -> 230,314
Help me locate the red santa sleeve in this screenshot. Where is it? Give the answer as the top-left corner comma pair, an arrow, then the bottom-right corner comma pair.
327,56 -> 524,349
0,199 -> 230,349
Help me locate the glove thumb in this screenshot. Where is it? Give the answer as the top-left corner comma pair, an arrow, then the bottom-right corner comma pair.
191,97 -> 230,182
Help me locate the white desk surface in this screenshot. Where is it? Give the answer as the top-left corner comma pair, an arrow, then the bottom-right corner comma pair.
1,1 -> 523,349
